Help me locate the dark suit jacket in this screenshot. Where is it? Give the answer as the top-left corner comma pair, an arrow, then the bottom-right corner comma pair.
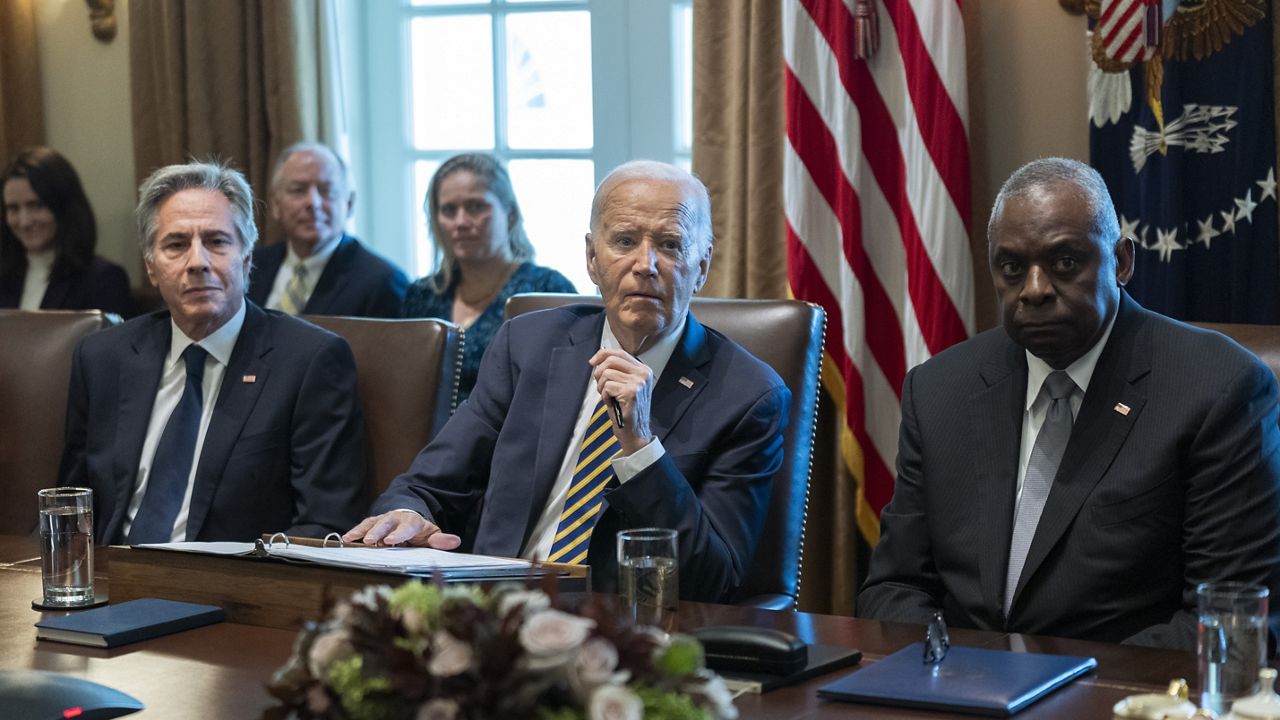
247,235 -> 408,318
373,306 -> 790,603
0,256 -> 131,316
58,301 -> 368,543
858,292 -> 1280,650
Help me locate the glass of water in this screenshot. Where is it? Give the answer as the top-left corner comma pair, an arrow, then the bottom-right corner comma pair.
38,487 -> 95,607
1197,581 -> 1268,714
617,528 -> 678,632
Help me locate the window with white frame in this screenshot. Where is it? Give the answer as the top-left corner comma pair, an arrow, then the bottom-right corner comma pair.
346,0 -> 693,294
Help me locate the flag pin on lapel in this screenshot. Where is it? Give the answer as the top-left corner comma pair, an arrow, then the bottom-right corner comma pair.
1113,402 -> 1130,416
679,377 -> 694,388
243,375 -> 257,383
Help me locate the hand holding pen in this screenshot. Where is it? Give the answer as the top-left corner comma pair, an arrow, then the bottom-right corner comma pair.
589,347 -> 655,453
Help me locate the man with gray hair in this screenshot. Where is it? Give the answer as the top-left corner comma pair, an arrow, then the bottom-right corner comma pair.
345,160 -> 790,603
859,157 -> 1280,650
59,159 -> 368,543
248,142 -> 408,317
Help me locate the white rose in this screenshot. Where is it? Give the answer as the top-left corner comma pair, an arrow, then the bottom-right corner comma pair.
350,585 -> 391,610
588,685 -> 643,720
688,672 -> 739,720
428,630 -> 473,677
400,606 -> 426,635
519,609 -> 596,663
497,589 -> 551,619
306,630 -> 353,678
416,698 -> 460,720
569,638 -> 630,701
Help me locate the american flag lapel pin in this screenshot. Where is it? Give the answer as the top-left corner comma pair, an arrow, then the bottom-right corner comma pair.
679,376 -> 694,388
243,374 -> 257,384
1113,402 -> 1130,416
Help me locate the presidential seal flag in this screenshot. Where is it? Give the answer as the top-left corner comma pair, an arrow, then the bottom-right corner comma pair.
1088,0 -> 1278,322
783,0 -> 974,542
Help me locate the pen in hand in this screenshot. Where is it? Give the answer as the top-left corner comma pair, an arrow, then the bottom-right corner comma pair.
610,398 -> 626,429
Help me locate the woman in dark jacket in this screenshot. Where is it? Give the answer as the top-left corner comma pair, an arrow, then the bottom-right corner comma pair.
0,147 -> 130,315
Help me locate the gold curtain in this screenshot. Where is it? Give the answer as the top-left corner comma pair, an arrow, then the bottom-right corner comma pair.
691,0 -> 859,616
0,0 -> 45,162
129,0 -> 304,235
691,0 -> 787,301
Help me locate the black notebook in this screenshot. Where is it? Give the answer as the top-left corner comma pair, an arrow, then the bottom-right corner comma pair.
818,642 -> 1097,716
36,598 -> 225,648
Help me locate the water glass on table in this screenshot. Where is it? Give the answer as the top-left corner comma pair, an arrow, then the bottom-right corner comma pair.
1197,581 -> 1268,714
617,528 -> 678,632
37,487 -> 95,607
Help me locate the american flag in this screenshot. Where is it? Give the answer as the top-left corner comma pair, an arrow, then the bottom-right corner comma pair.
784,0 -> 974,543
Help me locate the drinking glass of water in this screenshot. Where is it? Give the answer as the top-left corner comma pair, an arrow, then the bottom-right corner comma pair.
38,487 -> 95,607
1197,581 -> 1268,714
617,528 -> 678,632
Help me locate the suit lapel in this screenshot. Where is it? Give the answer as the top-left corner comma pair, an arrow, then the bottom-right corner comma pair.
520,311 -> 599,550
184,304 -> 271,539
305,235 -> 353,314
248,244 -> 285,307
110,315 -> 170,540
1014,295 -> 1150,602
41,275 -> 72,309
648,313 -> 710,441
971,338 -> 1026,622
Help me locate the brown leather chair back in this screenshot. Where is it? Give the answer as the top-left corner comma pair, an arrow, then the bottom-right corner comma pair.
1192,322 -> 1280,388
0,310 -> 118,534
505,294 -> 825,609
304,316 -> 461,499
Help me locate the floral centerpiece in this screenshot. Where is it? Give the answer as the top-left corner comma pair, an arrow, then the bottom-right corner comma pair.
268,581 -> 738,720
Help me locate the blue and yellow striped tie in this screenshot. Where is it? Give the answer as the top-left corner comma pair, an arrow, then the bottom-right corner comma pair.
548,399 -> 620,564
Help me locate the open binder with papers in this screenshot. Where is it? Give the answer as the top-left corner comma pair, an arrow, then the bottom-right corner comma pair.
135,536 -> 548,580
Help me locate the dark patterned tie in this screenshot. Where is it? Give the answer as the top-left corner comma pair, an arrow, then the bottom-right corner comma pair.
1004,370 -> 1076,616
548,399 -> 621,564
127,345 -> 208,544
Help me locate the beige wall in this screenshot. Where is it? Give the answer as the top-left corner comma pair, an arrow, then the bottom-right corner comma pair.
35,0 -> 137,284
967,0 -> 1090,331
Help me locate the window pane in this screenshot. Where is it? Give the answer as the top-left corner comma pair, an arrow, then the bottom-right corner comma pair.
507,159 -> 596,295
674,3 -> 693,153
411,0 -> 487,6
410,16 -> 494,150
504,12 -> 593,150
413,160 -> 442,278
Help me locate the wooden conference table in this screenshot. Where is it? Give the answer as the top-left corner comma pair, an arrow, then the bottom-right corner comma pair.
0,534 -> 1198,718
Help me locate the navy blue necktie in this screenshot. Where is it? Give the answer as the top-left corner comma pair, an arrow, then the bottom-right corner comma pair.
127,345 -> 208,544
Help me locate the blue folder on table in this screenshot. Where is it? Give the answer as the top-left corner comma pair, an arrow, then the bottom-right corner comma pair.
817,642 -> 1097,716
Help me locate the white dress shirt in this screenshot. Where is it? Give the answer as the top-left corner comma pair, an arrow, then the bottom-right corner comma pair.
19,249 -> 54,309
1016,314 -> 1117,501
521,313 -> 687,561
124,301 -> 247,541
263,236 -> 340,311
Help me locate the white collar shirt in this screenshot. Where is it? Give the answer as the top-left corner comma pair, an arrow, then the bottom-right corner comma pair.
264,234 -> 341,312
1016,312 -> 1118,500
125,300 -> 247,541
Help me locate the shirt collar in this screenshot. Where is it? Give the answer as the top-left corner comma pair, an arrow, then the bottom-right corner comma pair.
168,300 -> 247,369
25,248 -> 56,271
283,233 -> 342,275
601,312 -> 688,382
1024,311 -> 1118,411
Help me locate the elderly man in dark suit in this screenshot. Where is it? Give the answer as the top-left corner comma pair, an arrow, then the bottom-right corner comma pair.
345,160 -> 790,603
858,157 -> 1280,651
59,160 -> 367,543
248,142 -> 408,318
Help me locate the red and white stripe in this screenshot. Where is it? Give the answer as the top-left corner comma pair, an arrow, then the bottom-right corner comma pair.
1097,0 -> 1159,64
784,0 -> 974,543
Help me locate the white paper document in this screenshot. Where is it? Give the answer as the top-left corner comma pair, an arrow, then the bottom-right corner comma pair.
137,541 -> 532,574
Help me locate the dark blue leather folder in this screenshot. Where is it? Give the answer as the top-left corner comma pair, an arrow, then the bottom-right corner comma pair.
817,642 -> 1097,716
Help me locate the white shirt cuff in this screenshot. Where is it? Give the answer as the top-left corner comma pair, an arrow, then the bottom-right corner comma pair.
611,437 -> 665,483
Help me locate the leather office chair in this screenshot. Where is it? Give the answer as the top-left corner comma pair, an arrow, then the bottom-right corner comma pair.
304,316 -> 461,499
0,310 -> 118,534
505,294 -> 825,610
1192,322 -> 1280,387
